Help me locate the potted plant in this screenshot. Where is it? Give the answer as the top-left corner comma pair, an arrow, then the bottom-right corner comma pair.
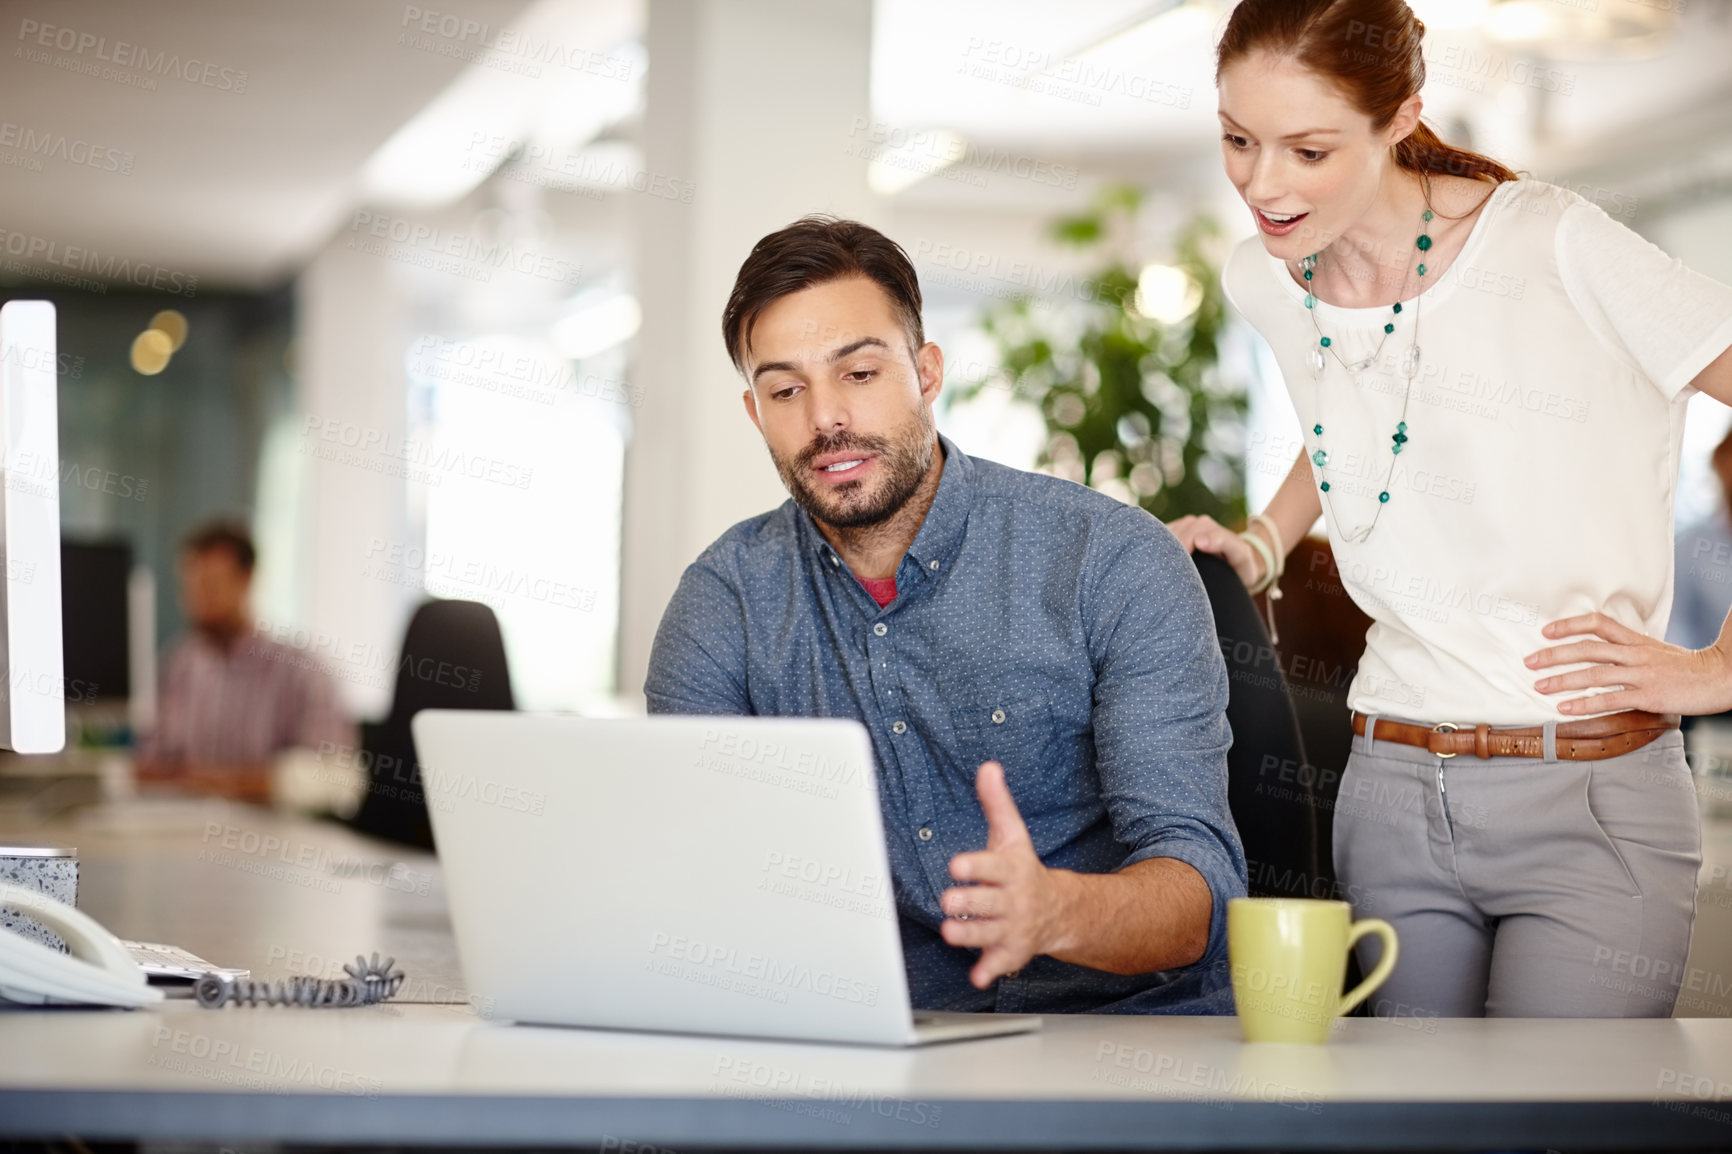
963,184 -> 1245,525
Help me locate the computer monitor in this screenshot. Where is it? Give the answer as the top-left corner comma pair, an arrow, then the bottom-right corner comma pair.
58,539 -> 155,739
61,541 -> 133,704
0,300 -> 64,754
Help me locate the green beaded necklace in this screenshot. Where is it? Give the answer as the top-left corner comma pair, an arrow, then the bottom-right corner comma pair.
1301,205 -> 1433,544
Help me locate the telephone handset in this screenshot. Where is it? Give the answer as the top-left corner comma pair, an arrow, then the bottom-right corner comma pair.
0,880 -> 163,1008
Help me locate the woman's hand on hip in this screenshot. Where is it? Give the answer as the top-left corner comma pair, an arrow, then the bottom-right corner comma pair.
1526,611 -> 1732,715
1166,514 -> 1261,588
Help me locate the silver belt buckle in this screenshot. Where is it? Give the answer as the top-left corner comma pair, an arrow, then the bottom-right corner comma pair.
1431,722 -> 1461,759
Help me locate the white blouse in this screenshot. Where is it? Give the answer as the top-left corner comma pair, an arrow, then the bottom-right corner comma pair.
1223,179 -> 1732,724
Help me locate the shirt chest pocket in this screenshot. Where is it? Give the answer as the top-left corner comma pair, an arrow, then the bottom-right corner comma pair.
947,693 -> 1059,806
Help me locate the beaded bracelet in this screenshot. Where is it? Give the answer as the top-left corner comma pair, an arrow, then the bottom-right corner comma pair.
1242,514 -> 1286,644
1248,513 -> 1286,573
1240,529 -> 1277,594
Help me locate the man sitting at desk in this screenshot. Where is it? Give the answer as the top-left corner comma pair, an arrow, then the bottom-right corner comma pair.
645,217 -> 1246,1014
136,520 -> 353,804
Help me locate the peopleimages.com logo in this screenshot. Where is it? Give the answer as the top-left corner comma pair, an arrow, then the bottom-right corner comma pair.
0,228 -> 198,295
16,19 -> 249,93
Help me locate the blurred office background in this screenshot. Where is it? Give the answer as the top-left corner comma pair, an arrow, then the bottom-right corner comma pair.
3,0 -> 1730,721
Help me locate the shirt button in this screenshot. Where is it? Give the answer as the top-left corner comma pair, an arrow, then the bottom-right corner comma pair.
991,708 -> 1006,724
918,827 -> 933,841
829,554 -> 839,566
892,720 -> 907,735
873,623 -> 887,636
929,560 -> 939,570
1004,969 -> 1021,980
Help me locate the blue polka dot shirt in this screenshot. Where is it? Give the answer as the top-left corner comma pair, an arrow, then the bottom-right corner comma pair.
646,435 -> 1245,1014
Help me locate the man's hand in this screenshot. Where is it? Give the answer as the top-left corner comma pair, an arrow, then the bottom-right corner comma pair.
134,758 -> 274,803
940,761 -> 1078,989
132,757 -> 180,782
1527,611 -> 1732,716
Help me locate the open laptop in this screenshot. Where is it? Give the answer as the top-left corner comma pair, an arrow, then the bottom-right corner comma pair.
412,711 -> 1041,1047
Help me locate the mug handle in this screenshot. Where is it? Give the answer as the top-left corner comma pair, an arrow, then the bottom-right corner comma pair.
1336,918 -> 1399,1018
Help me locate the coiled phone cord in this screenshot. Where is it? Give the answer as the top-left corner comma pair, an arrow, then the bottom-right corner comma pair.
195,953 -> 404,1009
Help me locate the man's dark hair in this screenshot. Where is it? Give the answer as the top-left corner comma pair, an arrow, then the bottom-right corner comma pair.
182,518 -> 256,573
722,215 -> 925,373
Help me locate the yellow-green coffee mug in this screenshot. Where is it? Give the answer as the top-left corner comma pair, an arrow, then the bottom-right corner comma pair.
1228,897 -> 1398,1043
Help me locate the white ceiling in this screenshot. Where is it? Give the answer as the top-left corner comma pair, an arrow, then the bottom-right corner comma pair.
3,0 -> 1731,292
871,0 -> 1220,153
0,0 -> 537,289
872,0 -> 1732,214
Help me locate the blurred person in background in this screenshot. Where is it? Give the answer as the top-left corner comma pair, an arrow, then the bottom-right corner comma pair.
135,519 -> 353,803
1668,427 -> 1732,654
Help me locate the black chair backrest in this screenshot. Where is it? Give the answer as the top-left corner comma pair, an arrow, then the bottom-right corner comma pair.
349,599 -> 514,849
1190,552 -> 1323,900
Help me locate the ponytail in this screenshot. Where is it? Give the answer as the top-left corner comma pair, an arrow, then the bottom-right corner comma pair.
1394,121 -> 1517,184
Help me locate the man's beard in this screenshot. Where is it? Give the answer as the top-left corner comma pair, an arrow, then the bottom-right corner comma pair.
771,407 -> 935,531
194,615 -> 249,648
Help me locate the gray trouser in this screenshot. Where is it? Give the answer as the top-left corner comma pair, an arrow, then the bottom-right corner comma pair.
1334,720 -> 1701,1018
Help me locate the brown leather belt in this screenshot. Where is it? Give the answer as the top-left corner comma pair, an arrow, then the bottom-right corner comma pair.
1351,710 -> 1680,761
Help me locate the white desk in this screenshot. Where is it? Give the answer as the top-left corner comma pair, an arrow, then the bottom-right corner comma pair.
7,1004 -> 1732,1149
8,794 -> 1732,1148
0,794 -> 468,1005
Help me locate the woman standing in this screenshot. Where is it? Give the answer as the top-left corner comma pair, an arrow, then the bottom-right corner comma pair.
1172,0 -> 1732,1017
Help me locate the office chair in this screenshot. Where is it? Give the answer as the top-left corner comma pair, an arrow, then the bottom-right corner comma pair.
1190,551 -> 1323,901
348,599 -> 515,850
1267,537 -> 1375,882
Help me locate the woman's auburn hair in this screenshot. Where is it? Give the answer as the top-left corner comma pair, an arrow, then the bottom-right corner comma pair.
1216,0 -> 1518,186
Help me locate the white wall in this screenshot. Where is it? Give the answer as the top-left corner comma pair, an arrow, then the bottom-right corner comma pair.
292,235 -> 418,719
616,0 -> 881,706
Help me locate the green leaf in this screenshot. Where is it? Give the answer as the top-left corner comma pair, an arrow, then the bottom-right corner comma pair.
974,201 -> 1243,524
1051,215 -> 1104,246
